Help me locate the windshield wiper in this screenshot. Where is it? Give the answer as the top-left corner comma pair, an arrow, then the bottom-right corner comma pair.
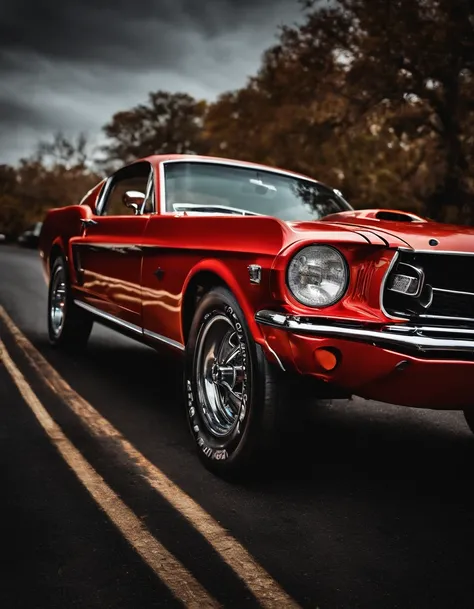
172,203 -> 262,216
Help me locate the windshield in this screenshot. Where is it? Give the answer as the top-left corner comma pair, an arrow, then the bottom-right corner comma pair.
164,162 -> 351,221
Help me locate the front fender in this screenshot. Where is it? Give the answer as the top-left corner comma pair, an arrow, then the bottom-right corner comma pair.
181,258 -> 268,347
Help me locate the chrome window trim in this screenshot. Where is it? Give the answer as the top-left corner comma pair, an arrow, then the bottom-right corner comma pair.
95,176 -> 114,216
140,167 -> 156,214
159,158 -> 352,217
96,161 -> 155,217
159,160 -> 166,215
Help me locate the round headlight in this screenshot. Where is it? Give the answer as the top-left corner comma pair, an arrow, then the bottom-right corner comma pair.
287,245 -> 348,307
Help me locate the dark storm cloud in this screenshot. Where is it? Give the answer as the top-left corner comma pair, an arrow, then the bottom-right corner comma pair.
0,0 -> 297,70
0,0 -> 302,163
1,1 -> 185,71
0,98 -> 44,127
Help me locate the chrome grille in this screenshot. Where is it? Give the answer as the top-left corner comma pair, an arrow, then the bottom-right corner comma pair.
429,290 -> 474,319
383,251 -> 474,324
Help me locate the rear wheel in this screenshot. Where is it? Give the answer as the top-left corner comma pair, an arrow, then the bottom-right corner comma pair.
184,286 -> 300,477
48,255 -> 93,349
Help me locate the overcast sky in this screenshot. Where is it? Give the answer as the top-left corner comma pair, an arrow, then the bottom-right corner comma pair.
0,0 -> 303,165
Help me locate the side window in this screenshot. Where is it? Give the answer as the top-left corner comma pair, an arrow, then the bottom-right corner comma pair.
100,162 -> 154,216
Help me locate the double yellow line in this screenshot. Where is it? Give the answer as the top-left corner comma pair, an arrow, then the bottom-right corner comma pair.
0,306 -> 300,609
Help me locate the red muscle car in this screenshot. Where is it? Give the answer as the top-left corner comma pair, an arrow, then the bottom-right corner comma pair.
39,154 -> 474,475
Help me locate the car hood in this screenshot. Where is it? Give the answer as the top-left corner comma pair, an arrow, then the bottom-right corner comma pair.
314,209 -> 474,252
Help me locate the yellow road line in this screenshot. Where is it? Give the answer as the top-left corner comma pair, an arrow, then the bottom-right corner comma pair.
0,339 -> 219,609
0,305 -> 301,609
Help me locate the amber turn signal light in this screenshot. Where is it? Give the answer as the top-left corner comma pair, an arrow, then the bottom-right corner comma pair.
314,348 -> 339,371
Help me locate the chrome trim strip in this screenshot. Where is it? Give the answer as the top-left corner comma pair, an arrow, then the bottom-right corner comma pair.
75,243 -> 142,251
255,309 -> 474,353
418,313 -> 474,323
420,285 -> 434,309
264,342 -> 286,371
380,251 -> 406,320
398,248 -> 474,256
74,300 -> 143,334
73,300 -> 185,350
143,329 -> 185,351
432,287 -> 474,298
388,310 -> 474,324
384,325 -> 474,336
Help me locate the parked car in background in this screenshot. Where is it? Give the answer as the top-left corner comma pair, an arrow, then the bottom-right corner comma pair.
18,222 -> 43,248
0,233 -> 6,243
38,154 -> 474,477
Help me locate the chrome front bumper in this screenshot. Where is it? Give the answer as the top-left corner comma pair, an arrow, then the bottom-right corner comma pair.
255,310 -> 474,354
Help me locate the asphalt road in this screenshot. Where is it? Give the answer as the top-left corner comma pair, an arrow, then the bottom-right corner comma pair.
1,244 -> 474,609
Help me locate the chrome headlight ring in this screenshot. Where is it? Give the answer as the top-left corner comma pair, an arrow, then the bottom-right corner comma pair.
286,244 -> 349,308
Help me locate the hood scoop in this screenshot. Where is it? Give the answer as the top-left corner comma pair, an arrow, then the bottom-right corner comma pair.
322,208 -> 428,224
374,210 -> 416,222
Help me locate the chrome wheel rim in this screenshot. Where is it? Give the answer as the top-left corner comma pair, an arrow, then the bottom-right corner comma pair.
50,265 -> 67,336
195,314 -> 247,437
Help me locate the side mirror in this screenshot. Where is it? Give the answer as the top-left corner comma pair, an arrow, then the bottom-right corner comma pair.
123,190 -> 146,215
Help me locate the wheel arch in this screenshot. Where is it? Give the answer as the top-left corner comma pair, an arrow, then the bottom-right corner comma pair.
49,240 -> 65,268
181,260 -> 265,346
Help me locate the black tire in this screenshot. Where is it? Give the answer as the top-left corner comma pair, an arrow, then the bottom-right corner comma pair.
184,286 -> 297,477
47,255 -> 93,349
463,409 -> 474,435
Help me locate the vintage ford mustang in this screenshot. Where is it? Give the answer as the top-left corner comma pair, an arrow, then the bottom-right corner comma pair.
39,154 -> 474,474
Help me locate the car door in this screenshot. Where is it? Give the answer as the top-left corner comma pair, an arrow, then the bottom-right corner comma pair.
72,161 -> 154,330
140,160 -> 193,350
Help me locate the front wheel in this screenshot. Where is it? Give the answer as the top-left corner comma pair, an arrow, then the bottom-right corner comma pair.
48,255 -> 93,349
184,286 -> 295,477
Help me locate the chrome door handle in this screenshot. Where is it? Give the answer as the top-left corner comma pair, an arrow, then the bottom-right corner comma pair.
80,218 -> 98,226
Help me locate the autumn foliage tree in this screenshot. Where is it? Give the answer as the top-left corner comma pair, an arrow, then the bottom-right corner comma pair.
101,91 -> 209,168
205,0 -> 474,221
300,0 -> 474,221
0,132 -> 100,236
